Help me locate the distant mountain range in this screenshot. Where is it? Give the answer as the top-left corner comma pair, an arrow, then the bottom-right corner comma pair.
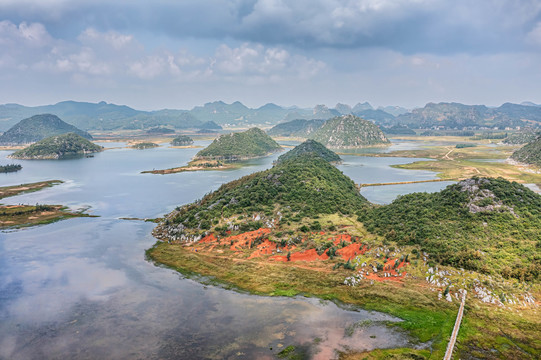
1,100 -> 540,133
396,102 -> 541,129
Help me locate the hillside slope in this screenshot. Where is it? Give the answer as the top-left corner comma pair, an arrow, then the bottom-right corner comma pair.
359,177 -> 541,280
511,136 -> 541,166
0,114 -> 92,145
276,139 -> 340,164
310,115 -> 390,148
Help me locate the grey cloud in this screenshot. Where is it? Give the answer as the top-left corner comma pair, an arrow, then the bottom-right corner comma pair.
1,0 -> 541,54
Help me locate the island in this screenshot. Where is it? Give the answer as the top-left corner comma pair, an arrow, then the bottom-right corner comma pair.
171,135 -> 194,146
275,139 -> 341,164
0,163 -> 22,173
0,114 -> 93,145
511,136 -> 541,167
9,133 -> 104,159
311,114 -> 390,148
0,180 -> 95,229
130,142 -> 159,150
144,127 -> 281,174
267,119 -> 326,138
147,143 -> 540,359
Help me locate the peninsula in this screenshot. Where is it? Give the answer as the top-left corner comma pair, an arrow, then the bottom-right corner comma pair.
148,143 -> 540,359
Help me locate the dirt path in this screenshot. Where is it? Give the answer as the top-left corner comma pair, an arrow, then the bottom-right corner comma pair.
443,147 -> 454,160
444,290 -> 467,360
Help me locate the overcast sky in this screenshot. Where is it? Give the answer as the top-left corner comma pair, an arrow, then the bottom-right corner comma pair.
1,0 -> 540,110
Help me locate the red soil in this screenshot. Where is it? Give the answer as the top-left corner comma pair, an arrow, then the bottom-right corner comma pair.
336,243 -> 367,261
227,228 -> 272,251
271,248 -> 329,262
332,234 -> 352,245
248,239 -> 277,259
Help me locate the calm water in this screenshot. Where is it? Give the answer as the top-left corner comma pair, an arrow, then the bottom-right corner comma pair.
0,140 -> 449,359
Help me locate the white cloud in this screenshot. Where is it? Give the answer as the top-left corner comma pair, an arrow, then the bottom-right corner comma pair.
526,22 -> 541,47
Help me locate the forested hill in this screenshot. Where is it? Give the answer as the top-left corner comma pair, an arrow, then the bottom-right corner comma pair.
359,177 -> 541,280
311,115 -> 390,148
511,136 -> 541,166
154,152 -> 367,238
0,114 -> 92,145
9,133 -> 103,159
276,139 -> 340,164
195,128 -> 281,160
267,119 -> 326,137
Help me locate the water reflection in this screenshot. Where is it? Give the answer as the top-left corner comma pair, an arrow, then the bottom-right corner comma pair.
0,139 -> 449,359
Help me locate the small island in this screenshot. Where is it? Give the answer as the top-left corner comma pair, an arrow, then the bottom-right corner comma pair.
147,143 -> 540,359
9,133 -> 103,160
0,180 -> 95,229
171,135 -> 194,146
0,164 -> 22,173
311,114 -> 390,148
130,142 -> 159,150
145,128 -> 281,174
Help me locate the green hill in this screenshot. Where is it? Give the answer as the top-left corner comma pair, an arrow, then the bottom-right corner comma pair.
171,135 -> 194,146
310,115 -> 390,148
511,137 -> 541,166
0,114 -> 92,145
9,133 -> 103,159
276,139 -> 340,164
154,152 -> 367,239
359,177 -> 541,280
195,128 -> 281,161
130,142 -> 159,150
267,119 -> 325,137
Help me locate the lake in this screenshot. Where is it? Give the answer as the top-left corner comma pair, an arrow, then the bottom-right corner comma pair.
0,140 -> 450,359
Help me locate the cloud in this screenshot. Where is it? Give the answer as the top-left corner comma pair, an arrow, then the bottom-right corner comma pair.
0,20 -> 324,84
1,0 -> 540,54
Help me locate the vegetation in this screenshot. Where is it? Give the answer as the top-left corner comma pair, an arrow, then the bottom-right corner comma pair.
171,135 -> 194,146
148,147 -> 541,358
455,143 -> 477,148
420,130 -> 475,136
503,129 -> 541,144
0,164 -> 22,173
397,102 -> 541,129
382,124 -> 416,135
146,127 -> 175,134
195,127 -> 281,161
267,119 -> 325,138
9,133 -> 103,159
130,142 -> 159,150
359,177 -> 540,280
158,153 -> 366,238
0,204 -> 92,229
310,115 -> 390,148
275,139 -> 341,164
511,136 -> 541,167
0,114 -> 93,145
472,132 -> 508,140
0,180 -> 62,200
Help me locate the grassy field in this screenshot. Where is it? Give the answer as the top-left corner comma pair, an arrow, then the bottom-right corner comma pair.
147,212 -> 541,359
0,204 -> 93,229
0,180 -> 93,228
353,138 -> 541,187
0,180 -> 62,200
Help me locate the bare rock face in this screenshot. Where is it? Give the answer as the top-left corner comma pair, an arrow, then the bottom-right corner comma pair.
458,178 -> 518,217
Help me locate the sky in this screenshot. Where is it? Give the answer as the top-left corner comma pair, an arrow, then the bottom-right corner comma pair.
1,0 -> 540,110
